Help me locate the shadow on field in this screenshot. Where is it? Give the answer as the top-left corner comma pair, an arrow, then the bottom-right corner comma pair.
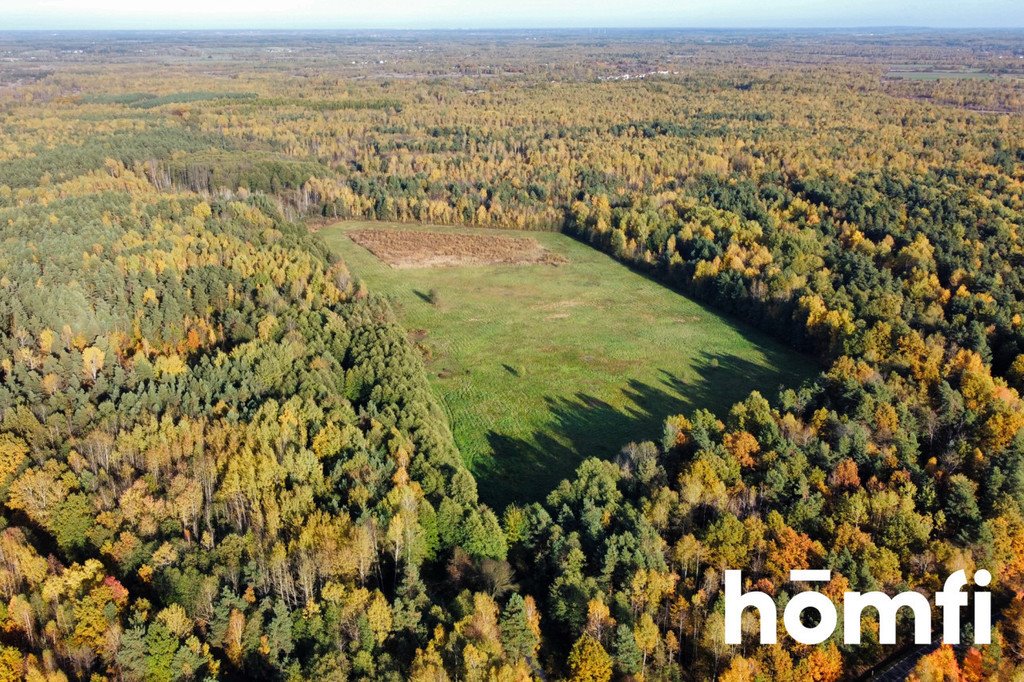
477,351 -> 799,510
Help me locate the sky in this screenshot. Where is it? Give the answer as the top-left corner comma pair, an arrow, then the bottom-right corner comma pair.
1,0 -> 1022,31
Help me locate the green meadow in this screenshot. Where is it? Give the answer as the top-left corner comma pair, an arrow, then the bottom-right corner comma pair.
321,222 -> 817,509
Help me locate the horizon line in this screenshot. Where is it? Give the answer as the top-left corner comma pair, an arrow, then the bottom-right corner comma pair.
3,25 -> 1024,32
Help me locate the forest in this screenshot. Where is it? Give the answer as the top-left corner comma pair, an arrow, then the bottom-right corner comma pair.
1,28 -> 1024,681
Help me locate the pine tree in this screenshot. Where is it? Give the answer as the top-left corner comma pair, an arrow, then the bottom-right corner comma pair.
612,623 -> 642,676
500,594 -> 538,663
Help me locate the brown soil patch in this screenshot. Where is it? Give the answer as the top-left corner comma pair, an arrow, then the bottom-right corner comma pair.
348,229 -> 567,268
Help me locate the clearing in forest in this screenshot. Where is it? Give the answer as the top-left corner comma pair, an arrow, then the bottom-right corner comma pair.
322,221 -> 818,510
347,229 -> 567,268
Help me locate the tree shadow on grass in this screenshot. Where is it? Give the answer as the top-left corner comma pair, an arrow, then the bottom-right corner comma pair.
476,351 -> 804,510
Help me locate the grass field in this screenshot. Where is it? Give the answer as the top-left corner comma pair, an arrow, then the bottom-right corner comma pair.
321,221 -> 818,509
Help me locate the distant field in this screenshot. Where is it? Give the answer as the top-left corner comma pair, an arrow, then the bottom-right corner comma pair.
347,228 -> 566,268
321,222 -> 817,509
884,68 -> 998,80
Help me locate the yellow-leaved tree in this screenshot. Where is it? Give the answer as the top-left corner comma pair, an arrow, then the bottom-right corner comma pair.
567,634 -> 612,682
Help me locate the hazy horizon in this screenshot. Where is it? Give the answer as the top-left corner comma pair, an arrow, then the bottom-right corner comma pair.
3,26 -> 1024,33
2,0 -> 1022,31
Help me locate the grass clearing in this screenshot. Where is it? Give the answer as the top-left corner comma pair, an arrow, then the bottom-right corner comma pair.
322,221 -> 818,509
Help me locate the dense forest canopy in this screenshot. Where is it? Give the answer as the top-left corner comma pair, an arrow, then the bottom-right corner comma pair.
1,28 -> 1024,681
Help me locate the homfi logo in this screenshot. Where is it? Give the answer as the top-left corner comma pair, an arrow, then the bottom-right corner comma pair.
724,569 -> 991,646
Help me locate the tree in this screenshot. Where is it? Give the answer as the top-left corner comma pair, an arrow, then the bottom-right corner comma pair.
0,434 -> 28,490
612,624 -> 641,677
145,620 -> 181,682
82,346 -> 105,382
633,613 -> 660,678
1001,595 -> 1024,664
462,509 -> 508,561
944,474 -> 982,542
585,598 -> 615,643
720,655 -> 759,682
909,645 -> 961,682
567,635 -> 613,682
500,594 -> 538,663
796,643 -> 843,682
0,647 -> 23,682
